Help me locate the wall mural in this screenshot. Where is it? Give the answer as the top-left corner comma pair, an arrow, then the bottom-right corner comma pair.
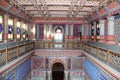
32,56 -> 85,70
71,57 -> 85,70
32,57 -> 44,69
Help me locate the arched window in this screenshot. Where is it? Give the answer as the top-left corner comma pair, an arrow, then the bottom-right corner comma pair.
0,15 -> 3,41
8,18 -> 13,40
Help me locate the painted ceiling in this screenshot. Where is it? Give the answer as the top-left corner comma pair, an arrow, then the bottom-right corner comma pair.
9,0 -> 111,18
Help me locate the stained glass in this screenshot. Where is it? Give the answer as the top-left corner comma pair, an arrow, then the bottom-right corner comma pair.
0,16 -> 3,41
17,28 -> 20,34
8,25 -> 12,34
8,19 -> 13,40
0,24 -> 2,33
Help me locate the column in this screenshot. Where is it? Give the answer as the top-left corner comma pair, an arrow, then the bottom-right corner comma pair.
86,24 -> 90,41
64,71 -> 68,80
70,24 -> 74,41
81,25 -> 84,41
93,22 -> 96,42
28,23 -> 32,40
47,71 -> 52,80
107,16 -> 115,44
21,21 -> 23,41
47,24 -> 52,41
4,14 -> 9,43
43,71 -> 46,80
44,24 -> 47,40
65,24 -> 69,41
99,20 -> 105,43
14,18 -> 17,42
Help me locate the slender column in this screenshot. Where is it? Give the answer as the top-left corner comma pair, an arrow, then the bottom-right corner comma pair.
43,71 -> 46,80
4,14 -> 9,43
49,24 -> 52,41
21,21 -> 23,41
65,24 -> 69,41
64,71 -> 68,80
106,16 -> 115,44
14,18 -> 17,42
44,24 -> 47,40
81,25 -> 84,41
99,20 -> 105,43
47,71 -> 52,80
93,22 -> 96,42
70,24 -> 74,41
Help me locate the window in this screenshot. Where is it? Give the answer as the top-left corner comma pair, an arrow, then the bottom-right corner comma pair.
22,23 -> 27,40
0,15 -> 3,41
8,18 -> 13,40
17,21 -> 21,39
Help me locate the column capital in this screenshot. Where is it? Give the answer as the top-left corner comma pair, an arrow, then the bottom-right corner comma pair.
47,71 -> 52,75
99,20 -> 105,24
107,16 -> 114,21
64,71 -> 69,75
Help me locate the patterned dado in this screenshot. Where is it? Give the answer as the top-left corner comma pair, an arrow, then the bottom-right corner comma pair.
35,50 -> 82,57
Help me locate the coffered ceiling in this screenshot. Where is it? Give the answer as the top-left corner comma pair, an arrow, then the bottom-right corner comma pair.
8,0 -> 111,18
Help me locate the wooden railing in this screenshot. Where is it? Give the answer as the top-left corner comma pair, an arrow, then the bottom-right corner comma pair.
0,41 -> 34,67
35,40 -> 82,49
82,42 -> 120,72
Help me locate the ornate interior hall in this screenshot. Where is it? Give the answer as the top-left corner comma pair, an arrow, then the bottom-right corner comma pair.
0,0 -> 120,80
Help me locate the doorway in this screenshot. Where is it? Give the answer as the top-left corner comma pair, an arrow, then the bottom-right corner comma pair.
52,63 -> 64,80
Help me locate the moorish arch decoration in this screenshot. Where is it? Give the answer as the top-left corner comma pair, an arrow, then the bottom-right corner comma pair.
50,57 -> 66,70
54,25 -> 64,34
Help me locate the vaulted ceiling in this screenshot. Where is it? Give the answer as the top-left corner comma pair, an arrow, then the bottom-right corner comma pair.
9,0 -> 111,18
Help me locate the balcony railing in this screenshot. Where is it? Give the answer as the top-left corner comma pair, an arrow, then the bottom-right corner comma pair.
82,42 -> 120,72
0,41 -> 34,67
35,40 -> 81,49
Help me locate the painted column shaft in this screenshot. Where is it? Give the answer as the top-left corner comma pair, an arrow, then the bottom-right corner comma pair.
82,25 -> 84,41
14,18 -> 17,41
70,25 -> 74,40
44,24 -> 47,40
107,16 -> 115,44
4,14 -> 9,42
94,22 -> 96,42
65,24 -> 69,40
99,20 -> 105,42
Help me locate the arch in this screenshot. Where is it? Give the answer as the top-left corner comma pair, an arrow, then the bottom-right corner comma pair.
52,62 -> 64,71
53,25 -> 64,34
52,62 -> 64,80
50,58 -> 66,70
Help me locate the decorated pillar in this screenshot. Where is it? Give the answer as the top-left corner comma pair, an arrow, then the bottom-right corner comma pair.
13,18 -> 17,42
86,24 -> 90,41
65,24 -> 69,41
64,71 -> 68,80
70,24 -> 74,40
106,16 -> 115,44
4,14 -> 9,43
43,71 -> 46,80
93,22 -> 96,42
48,24 -> 52,40
99,20 -> 105,43
47,71 -> 52,80
81,25 -> 84,41
44,24 -> 47,40
28,23 -> 32,40
20,21 -> 23,40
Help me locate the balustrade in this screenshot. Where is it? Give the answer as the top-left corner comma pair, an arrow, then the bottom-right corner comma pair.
35,41 -> 81,49
83,42 -> 120,72
0,41 -> 34,67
